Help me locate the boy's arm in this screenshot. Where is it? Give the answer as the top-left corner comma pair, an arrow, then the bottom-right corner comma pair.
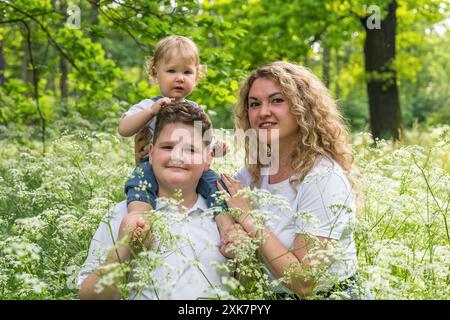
78,244 -> 130,300
128,201 -> 152,214
79,212 -> 140,300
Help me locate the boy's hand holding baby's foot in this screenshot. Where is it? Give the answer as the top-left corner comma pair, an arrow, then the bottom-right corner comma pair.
131,216 -> 153,251
119,211 -> 152,251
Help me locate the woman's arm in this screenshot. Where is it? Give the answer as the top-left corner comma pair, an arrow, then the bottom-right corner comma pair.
257,229 -> 330,298
220,174 -> 333,298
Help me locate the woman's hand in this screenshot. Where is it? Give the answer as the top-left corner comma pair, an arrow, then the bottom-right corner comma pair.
216,174 -> 257,237
217,174 -> 252,211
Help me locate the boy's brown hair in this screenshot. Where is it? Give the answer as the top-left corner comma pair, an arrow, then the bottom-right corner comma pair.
153,101 -> 212,147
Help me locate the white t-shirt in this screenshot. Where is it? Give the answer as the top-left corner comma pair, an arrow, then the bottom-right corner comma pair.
77,195 -> 227,299
124,98 -> 200,135
124,98 -> 158,134
234,157 -> 358,293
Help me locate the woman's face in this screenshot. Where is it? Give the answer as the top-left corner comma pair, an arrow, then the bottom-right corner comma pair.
247,77 -> 298,145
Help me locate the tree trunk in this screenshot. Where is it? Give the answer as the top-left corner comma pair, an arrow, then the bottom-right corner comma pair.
334,47 -> 340,99
361,1 -> 402,141
22,43 -> 33,85
0,40 -> 5,86
322,41 -> 330,88
60,53 -> 69,115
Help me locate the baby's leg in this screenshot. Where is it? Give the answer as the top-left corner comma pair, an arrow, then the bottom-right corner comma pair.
125,158 -> 159,210
124,159 -> 159,245
196,169 -> 229,212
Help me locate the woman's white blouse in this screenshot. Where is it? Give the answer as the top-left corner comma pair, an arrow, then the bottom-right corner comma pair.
234,157 -> 358,292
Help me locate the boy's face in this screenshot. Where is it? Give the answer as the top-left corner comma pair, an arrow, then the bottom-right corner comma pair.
152,50 -> 198,101
149,122 -> 210,195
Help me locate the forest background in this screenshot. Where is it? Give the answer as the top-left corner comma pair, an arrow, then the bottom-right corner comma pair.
0,0 -> 449,300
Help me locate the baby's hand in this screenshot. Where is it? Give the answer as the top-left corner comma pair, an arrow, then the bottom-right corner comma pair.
151,97 -> 173,114
212,141 -> 229,158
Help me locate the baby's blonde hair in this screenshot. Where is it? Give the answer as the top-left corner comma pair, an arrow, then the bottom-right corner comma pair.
235,61 -> 354,187
145,35 -> 205,83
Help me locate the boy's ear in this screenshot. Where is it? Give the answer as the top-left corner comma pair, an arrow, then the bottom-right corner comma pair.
148,144 -> 154,163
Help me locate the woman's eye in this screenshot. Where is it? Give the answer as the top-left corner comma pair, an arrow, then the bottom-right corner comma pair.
249,101 -> 260,108
272,98 -> 284,104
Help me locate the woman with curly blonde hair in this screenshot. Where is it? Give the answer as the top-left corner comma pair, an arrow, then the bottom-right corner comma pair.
218,61 -> 366,299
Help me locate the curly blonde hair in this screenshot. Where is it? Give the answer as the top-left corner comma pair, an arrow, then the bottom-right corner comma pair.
235,61 -> 354,187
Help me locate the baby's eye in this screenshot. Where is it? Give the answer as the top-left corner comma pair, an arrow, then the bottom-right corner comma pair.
184,70 -> 193,75
167,69 -> 176,73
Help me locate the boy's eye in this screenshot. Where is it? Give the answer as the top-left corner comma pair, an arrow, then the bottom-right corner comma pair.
161,146 -> 173,150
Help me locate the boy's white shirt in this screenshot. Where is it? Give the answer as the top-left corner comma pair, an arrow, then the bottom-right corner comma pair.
234,157 -> 358,293
77,195 -> 227,300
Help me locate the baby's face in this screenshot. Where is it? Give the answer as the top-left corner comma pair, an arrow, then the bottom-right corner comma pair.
149,122 -> 209,194
153,51 -> 198,101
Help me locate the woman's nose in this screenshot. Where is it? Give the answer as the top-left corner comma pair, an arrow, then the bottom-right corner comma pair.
259,102 -> 272,117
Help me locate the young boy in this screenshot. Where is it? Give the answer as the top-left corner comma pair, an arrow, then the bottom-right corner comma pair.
79,102 -> 230,299
117,36 -> 233,249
